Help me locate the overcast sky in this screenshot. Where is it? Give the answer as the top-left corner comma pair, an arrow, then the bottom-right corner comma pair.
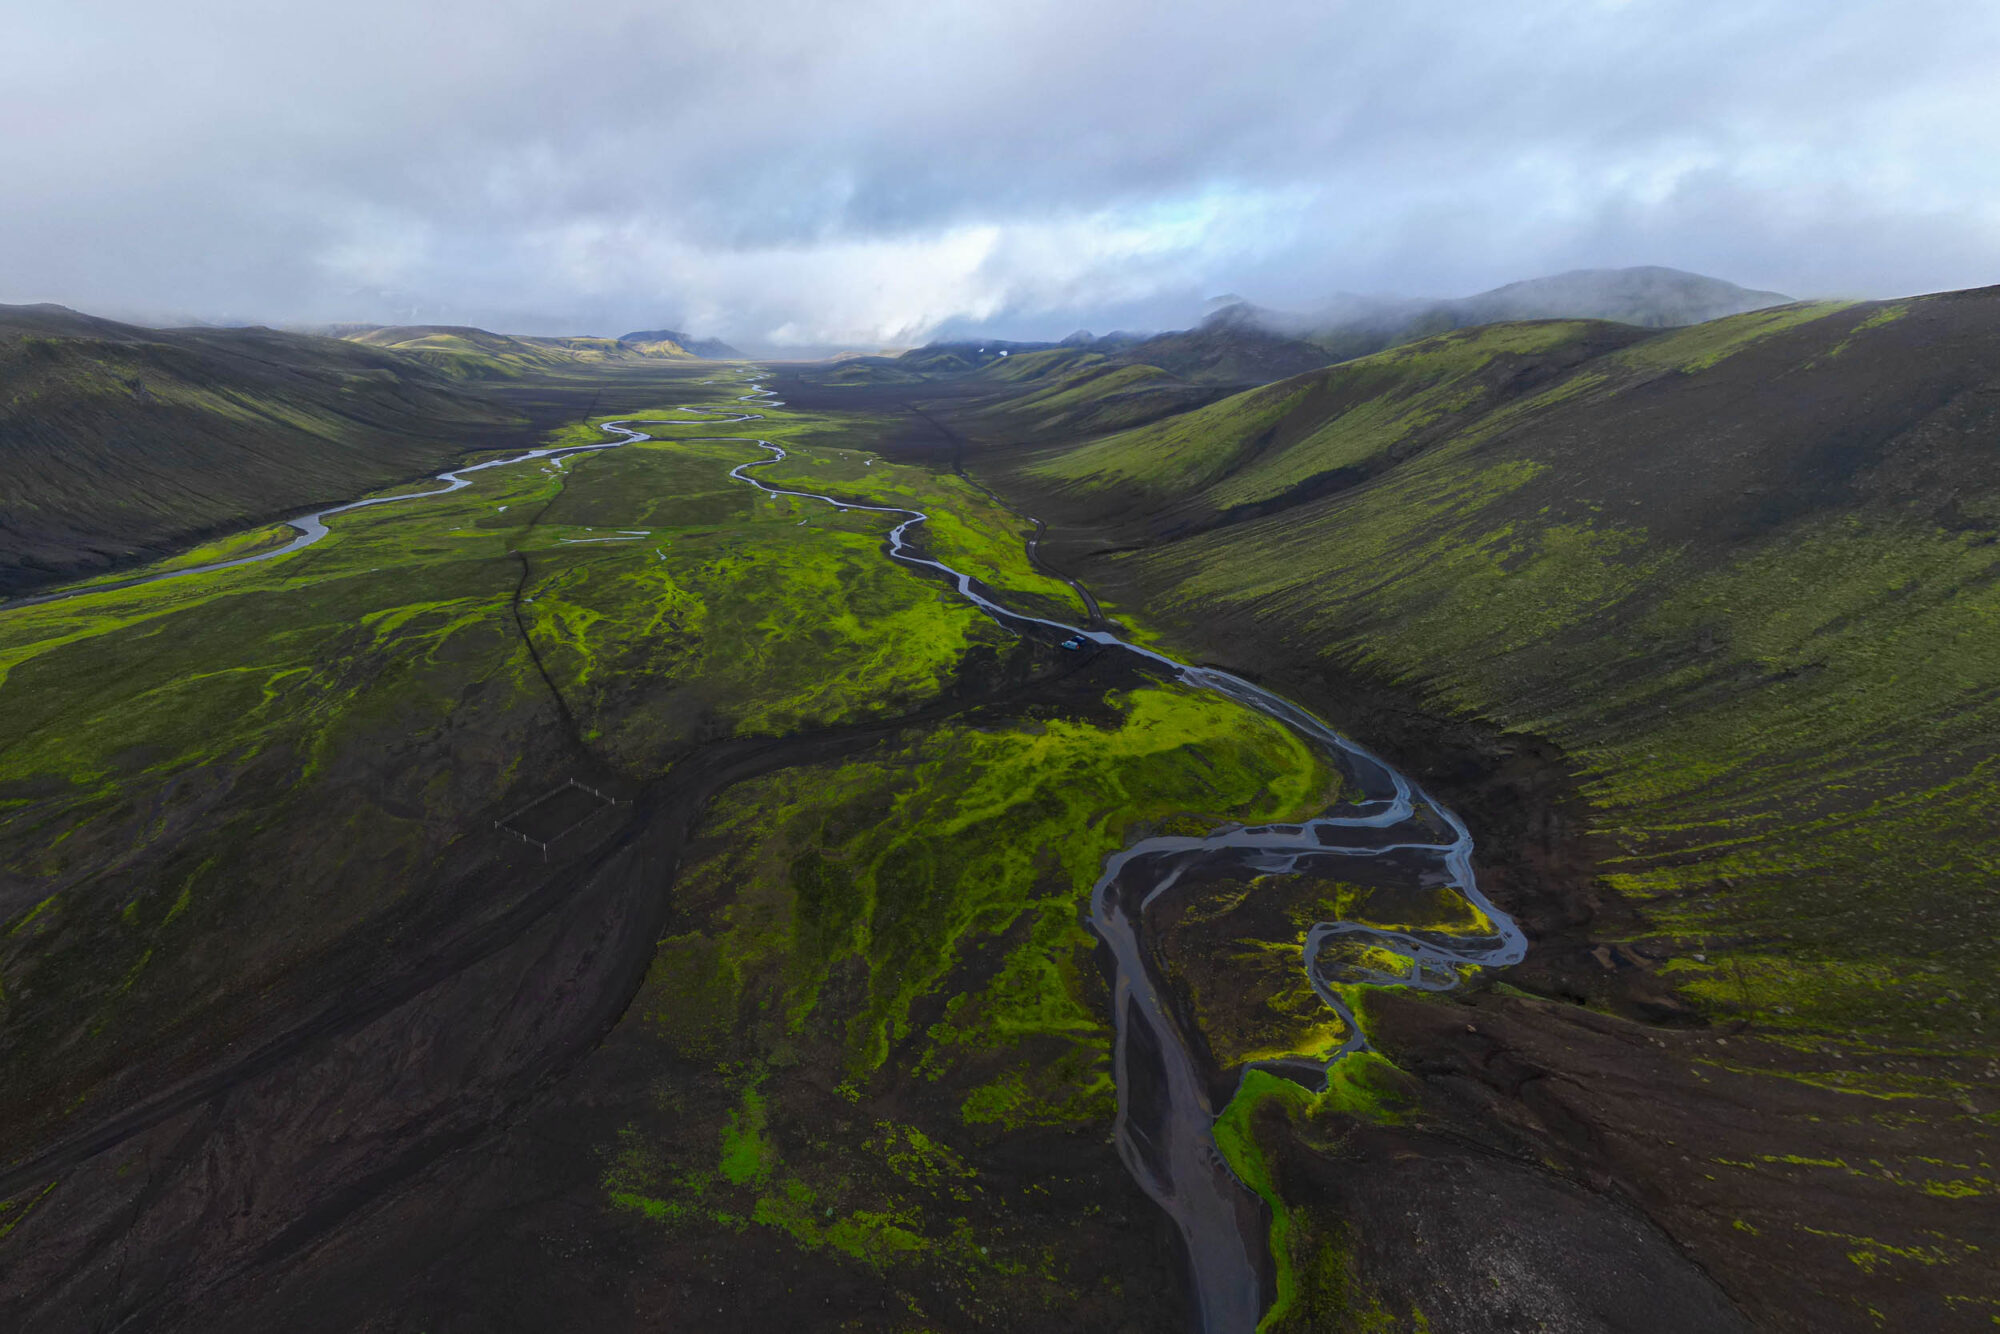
5,0 -> 1997,350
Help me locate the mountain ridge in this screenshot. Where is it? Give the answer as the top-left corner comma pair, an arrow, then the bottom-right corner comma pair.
886,266 -> 1796,392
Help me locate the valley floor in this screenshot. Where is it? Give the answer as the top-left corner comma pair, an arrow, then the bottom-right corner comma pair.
1,342 -> 1994,1333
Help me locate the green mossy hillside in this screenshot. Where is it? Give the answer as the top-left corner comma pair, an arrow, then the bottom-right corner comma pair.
1015,290 -> 2000,1064
978,358 -> 1224,440
1022,319 -> 1645,515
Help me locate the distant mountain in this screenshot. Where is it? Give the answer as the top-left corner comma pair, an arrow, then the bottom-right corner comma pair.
889,269 -> 1793,394
1112,304 -> 1340,384
1134,267 -> 1796,380
618,328 -> 744,360
1280,266 -> 1793,361
892,320 -> 1328,388
341,324 -> 707,379
893,339 -> 1065,374
1443,265 -> 1790,328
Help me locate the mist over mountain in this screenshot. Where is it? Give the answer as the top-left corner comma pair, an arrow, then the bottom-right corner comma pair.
1215,266 -> 1794,363
1433,265 -> 1788,326
891,266 -> 1798,386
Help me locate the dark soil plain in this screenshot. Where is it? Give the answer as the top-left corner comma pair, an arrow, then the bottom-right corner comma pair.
2,291 -> 1997,1333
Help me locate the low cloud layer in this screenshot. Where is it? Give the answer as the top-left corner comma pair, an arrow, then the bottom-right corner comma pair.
7,0 -> 1997,349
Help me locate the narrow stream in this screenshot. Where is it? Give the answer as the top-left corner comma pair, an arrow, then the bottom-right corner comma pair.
0,421 -> 755,613
7,374 -> 1525,1333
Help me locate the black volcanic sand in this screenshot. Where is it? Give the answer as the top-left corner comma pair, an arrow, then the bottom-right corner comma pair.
0,625 -> 1197,1331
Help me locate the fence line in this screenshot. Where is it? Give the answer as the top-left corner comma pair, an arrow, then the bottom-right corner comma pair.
493,776 -> 628,860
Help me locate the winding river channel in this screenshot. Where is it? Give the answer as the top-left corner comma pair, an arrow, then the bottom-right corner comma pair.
7,374 -> 1525,1333
670,378 -> 1527,1333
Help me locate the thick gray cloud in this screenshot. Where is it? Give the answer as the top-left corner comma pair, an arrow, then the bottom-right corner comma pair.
5,0 -> 1997,349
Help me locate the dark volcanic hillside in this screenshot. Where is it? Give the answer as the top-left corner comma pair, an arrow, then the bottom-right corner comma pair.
0,306 -> 529,596
982,289 -> 2000,1330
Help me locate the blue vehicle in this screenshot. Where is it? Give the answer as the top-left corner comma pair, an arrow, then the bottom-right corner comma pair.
1059,636 -> 1086,651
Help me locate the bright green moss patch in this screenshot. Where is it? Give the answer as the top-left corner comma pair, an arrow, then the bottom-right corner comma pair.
755,442 -> 1087,618
922,902 -> 1117,1130
1797,1224 -> 1972,1276
721,1083 -> 776,1186
664,681 -> 1334,1093
1815,303 -> 1912,362
1852,303 -> 1911,333
1319,1051 -> 1418,1124
1614,300 -> 1852,372
1212,1064 -> 1420,1331
611,387 -> 1088,618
